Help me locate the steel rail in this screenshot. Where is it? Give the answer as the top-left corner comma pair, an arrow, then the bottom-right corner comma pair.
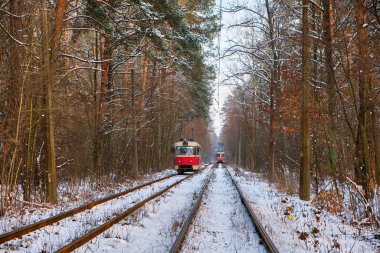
226,167 -> 279,253
55,175 -> 192,253
0,174 -> 177,244
169,163 -> 217,253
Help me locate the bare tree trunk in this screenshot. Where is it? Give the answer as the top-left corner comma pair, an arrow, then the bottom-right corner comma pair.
93,31 -> 100,179
310,4 -> 320,194
140,48 -> 149,109
123,62 -> 129,174
156,69 -> 163,170
299,0 -> 311,201
322,0 -> 338,178
51,0 -> 66,63
41,0 -> 56,204
41,0 -> 66,204
372,115 -> 380,185
1,0 -> 22,206
131,69 -> 139,178
99,36 -> 111,131
269,83 -> 275,178
369,80 -> 380,185
354,0 -> 372,197
250,90 -> 256,171
25,99 -> 34,202
238,125 -> 242,166
95,34 -> 113,174
265,0 -> 278,181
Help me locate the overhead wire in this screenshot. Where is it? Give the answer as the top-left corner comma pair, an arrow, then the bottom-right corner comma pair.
217,0 -> 222,116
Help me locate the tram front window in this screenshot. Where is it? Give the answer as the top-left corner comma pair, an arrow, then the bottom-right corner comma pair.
176,147 -> 196,155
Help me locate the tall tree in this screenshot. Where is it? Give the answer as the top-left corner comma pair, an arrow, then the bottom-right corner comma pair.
41,0 -> 54,204
299,0 -> 311,201
41,0 -> 67,204
354,0 -> 372,196
322,0 -> 340,189
265,0 -> 279,181
1,0 -> 23,207
86,0 -> 118,174
131,69 -> 139,178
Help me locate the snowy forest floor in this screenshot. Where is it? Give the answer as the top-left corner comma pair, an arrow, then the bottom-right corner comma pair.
0,164 -> 379,252
231,167 -> 380,253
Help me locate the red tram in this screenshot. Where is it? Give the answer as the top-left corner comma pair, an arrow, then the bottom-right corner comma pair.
173,139 -> 201,174
216,151 -> 225,163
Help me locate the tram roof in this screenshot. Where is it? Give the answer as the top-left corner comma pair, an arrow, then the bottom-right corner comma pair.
173,141 -> 201,147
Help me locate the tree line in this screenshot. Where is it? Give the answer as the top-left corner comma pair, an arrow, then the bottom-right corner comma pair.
221,0 -> 379,219
0,0 -> 217,212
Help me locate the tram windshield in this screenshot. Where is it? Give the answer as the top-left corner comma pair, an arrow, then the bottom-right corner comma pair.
176,146 -> 199,155
216,153 -> 224,157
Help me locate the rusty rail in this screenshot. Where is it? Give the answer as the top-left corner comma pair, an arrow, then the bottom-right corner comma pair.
0,173 -> 176,244
55,175 -> 191,253
226,167 -> 279,253
169,163 -> 216,253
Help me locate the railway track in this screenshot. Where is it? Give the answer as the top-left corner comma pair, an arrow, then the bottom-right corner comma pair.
226,167 -> 279,253
170,163 -> 279,253
0,173 -> 179,244
55,174 -> 192,252
2,163 -> 278,252
169,163 -> 216,253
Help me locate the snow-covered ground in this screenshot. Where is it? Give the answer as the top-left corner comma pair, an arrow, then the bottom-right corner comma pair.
181,165 -> 267,252
0,170 -> 176,235
229,166 -> 379,253
1,174 -> 188,252
75,164 -> 213,252
1,163 -> 379,252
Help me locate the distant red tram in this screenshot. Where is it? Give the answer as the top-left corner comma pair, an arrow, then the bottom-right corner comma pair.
216,151 -> 225,163
173,139 -> 201,174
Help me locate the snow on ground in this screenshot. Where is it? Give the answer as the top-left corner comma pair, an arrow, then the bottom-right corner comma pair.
229,166 -> 379,253
0,170 -> 184,253
2,164 -> 378,253
181,165 -> 267,253
0,170 -> 175,236
75,164 -> 213,253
